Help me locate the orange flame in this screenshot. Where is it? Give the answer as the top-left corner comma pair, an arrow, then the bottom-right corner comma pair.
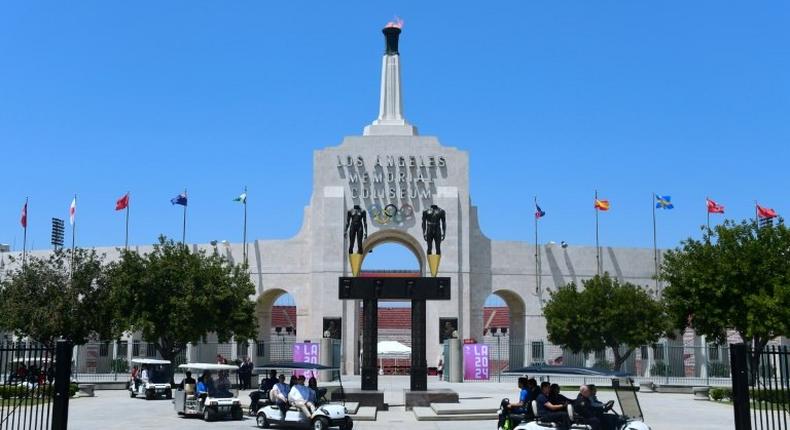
385,16 -> 404,29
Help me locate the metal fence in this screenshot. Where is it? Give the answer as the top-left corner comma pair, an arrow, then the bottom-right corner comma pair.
731,343 -> 789,430
462,338 -> 734,386
0,341 -> 73,430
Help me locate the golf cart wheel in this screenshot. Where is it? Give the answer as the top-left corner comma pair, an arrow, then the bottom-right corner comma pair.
129,390 -> 136,398
312,416 -> 329,430
256,414 -> 269,428
165,390 -> 172,400
203,407 -> 214,422
145,391 -> 154,400
340,417 -> 353,430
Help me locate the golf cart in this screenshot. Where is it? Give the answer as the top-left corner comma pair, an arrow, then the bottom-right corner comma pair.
254,361 -> 352,430
501,366 -> 650,430
128,358 -> 172,400
173,363 -> 244,421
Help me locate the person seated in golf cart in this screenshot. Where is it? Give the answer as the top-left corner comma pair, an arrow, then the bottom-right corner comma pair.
249,370 -> 278,414
498,377 -> 533,429
288,375 -> 316,419
573,385 -> 602,430
587,385 -> 617,430
268,374 -> 290,418
308,376 -> 327,404
535,382 -> 570,428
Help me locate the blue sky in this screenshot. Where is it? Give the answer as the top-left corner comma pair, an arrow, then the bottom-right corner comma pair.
2,1 -> 789,269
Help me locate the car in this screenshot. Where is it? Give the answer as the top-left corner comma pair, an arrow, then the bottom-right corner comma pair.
254,361 -> 352,430
173,363 -> 244,421
128,358 -> 172,400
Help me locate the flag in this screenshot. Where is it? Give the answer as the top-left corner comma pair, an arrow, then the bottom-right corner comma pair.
535,203 -> 545,219
706,198 -> 725,214
69,197 -> 76,225
116,193 -> 130,211
756,204 -> 777,219
233,192 -> 247,204
171,192 -> 188,206
20,201 -> 27,228
655,195 -> 674,209
594,199 -> 610,211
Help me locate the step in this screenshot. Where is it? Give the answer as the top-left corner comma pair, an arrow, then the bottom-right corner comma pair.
350,406 -> 377,421
412,406 -> 497,421
431,401 -> 498,415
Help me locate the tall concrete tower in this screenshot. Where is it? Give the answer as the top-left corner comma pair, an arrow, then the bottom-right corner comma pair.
363,24 -> 418,136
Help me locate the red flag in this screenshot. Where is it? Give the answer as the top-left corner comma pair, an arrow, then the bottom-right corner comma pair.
116,193 -> 129,211
756,204 -> 777,219
20,200 -> 27,228
706,198 -> 725,214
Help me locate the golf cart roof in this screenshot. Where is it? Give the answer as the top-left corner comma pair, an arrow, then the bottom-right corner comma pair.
131,358 -> 171,365
504,365 -> 629,377
254,361 -> 338,371
178,363 -> 238,371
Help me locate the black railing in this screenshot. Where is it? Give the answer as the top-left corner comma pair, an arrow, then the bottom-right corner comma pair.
731,343 -> 789,430
0,340 -> 72,430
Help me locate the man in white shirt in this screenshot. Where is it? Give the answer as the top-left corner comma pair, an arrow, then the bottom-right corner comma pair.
140,367 -> 150,383
269,374 -> 290,418
288,375 -> 316,419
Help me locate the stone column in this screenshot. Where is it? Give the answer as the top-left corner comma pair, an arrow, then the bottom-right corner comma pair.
319,337 -> 333,382
361,298 -> 378,390
411,299 -> 427,391
448,338 -> 463,383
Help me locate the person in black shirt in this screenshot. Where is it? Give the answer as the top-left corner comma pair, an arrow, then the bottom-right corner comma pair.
181,371 -> 196,388
536,382 -> 570,429
573,385 -> 601,430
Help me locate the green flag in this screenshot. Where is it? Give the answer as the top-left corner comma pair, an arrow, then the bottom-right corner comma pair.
233,192 -> 247,204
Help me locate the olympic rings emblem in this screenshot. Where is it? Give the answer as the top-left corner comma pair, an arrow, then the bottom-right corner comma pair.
369,203 -> 415,226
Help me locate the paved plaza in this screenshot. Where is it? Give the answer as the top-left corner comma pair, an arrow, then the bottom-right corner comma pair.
65,376 -> 734,430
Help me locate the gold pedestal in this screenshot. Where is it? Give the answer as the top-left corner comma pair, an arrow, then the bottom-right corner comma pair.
349,253 -> 363,277
427,254 -> 441,277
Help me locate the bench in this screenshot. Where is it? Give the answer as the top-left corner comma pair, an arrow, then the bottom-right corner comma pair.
77,384 -> 95,397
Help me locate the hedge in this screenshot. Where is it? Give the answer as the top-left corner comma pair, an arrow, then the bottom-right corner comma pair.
0,383 -> 79,399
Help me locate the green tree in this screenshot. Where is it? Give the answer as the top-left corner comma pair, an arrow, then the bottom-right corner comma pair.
108,236 -> 257,379
543,273 -> 669,371
0,248 -> 117,346
660,219 -> 790,370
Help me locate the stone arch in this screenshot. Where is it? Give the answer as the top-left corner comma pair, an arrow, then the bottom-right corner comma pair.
255,288 -> 296,342
490,289 -> 527,367
360,229 -> 426,275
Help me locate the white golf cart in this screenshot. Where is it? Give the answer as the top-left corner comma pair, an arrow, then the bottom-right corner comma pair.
173,363 -> 244,421
128,358 -> 172,400
503,366 -> 650,430
254,361 -> 352,430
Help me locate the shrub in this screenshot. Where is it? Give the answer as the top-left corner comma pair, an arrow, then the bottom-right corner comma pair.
650,362 -> 670,376
69,383 -> 78,397
707,362 -> 730,378
111,358 -> 129,373
709,388 -> 724,401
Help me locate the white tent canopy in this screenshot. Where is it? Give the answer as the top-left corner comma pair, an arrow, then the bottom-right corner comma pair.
377,341 -> 411,355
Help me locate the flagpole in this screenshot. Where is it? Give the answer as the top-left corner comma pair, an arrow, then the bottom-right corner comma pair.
243,186 -> 248,266
182,188 -> 187,244
652,193 -> 659,294
595,190 -> 600,276
22,197 -> 28,267
125,192 -> 130,251
534,196 -> 540,295
71,194 -> 77,278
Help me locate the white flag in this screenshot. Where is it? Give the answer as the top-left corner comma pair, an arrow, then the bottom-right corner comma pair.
69,197 -> 76,225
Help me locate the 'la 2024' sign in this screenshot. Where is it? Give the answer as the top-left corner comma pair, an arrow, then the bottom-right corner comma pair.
463,344 -> 489,380
292,343 -> 320,379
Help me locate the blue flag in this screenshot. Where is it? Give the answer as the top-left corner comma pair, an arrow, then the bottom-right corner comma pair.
171,192 -> 187,206
655,195 -> 673,209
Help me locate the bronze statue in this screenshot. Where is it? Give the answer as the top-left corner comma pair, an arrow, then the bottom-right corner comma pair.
344,205 -> 367,254
422,204 -> 446,255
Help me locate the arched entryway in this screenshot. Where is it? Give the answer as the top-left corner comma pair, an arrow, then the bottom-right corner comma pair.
481,290 -> 526,375
255,289 -> 297,363
359,240 -> 421,375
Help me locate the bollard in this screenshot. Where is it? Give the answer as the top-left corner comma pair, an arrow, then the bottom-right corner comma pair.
448,338 -> 462,383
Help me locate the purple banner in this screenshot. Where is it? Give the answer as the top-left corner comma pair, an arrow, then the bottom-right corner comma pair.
292,342 -> 320,379
463,344 -> 490,380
